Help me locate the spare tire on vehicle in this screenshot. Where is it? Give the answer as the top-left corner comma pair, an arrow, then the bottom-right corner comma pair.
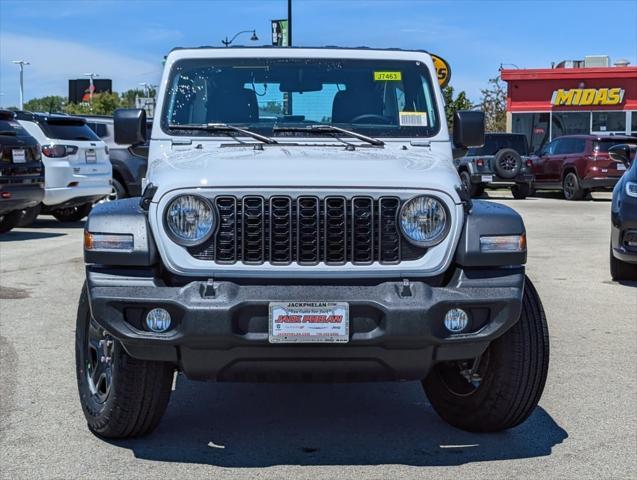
493,148 -> 522,179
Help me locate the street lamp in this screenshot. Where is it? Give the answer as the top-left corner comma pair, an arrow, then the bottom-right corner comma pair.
222,30 -> 258,47
139,82 -> 157,97
84,72 -> 99,104
12,60 -> 30,110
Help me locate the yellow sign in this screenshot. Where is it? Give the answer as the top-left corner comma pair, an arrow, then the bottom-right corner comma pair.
551,88 -> 625,106
431,54 -> 451,88
374,71 -> 402,81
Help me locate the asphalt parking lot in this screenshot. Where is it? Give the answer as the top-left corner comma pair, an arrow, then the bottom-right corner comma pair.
1,192 -> 635,480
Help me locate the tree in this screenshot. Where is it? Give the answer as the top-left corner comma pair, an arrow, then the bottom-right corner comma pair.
23,96 -> 67,113
65,92 -> 122,115
480,76 -> 507,132
120,88 -> 149,108
442,85 -> 473,131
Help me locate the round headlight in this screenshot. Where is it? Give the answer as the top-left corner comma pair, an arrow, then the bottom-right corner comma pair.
399,196 -> 449,247
165,195 -> 215,246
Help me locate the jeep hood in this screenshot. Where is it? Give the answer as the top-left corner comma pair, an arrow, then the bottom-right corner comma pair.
148,142 -> 461,200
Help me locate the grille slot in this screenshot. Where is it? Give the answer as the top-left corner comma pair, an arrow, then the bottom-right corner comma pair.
188,195 -> 426,264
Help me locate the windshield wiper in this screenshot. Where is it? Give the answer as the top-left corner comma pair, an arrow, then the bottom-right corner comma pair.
273,124 -> 384,147
168,123 -> 278,144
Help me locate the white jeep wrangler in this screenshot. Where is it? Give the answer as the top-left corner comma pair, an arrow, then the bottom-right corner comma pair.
76,47 -> 549,438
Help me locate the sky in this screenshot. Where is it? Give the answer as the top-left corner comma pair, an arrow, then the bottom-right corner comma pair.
0,0 -> 636,108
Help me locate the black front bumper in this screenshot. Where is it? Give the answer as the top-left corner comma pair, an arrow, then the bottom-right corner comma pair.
0,182 -> 44,214
87,266 -> 525,382
611,195 -> 637,264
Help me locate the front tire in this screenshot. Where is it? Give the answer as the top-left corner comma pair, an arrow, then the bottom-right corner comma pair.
511,183 -> 530,199
75,284 -> 174,438
0,211 -> 21,234
52,203 -> 93,222
610,244 -> 637,281
460,171 -> 484,197
17,205 -> 41,227
423,276 -> 549,432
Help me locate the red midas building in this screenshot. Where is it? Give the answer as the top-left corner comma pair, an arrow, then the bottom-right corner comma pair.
500,56 -> 637,153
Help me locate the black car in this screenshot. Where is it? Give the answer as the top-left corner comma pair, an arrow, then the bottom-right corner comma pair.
0,110 -> 44,233
83,116 -> 150,200
454,133 -> 534,199
609,143 -> 637,281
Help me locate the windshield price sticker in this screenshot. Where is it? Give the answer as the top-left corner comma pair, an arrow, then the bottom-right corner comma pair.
374,71 -> 402,82
269,302 -> 349,343
399,112 -> 428,127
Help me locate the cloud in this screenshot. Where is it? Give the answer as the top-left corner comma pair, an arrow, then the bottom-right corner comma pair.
0,32 -> 162,106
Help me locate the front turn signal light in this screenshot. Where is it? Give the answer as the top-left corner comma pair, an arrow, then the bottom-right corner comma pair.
84,231 -> 134,251
480,234 -> 526,252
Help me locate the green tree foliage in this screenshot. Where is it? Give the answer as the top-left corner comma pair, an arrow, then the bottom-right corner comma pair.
120,88 -> 151,108
22,95 -> 67,113
442,85 -> 473,131
65,92 -> 122,115
480,76 -> 507,132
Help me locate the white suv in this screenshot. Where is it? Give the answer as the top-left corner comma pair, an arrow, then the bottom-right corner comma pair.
78,47 -> 549,438
16,112 -> 112,222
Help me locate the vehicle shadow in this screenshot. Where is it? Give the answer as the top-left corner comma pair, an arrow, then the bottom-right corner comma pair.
109,379 -> 567,468
0,230 -> 66,241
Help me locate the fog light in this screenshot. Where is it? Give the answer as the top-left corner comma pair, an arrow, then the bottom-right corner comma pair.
444,308 -> 469,333
145,308 -> 172,332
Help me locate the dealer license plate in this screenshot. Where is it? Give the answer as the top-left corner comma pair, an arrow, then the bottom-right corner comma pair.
269,301 -> 349,343
12,149 -> 26,163
85,149 -> 97,163
481,174 -> 493,182
617,163 -> 626,171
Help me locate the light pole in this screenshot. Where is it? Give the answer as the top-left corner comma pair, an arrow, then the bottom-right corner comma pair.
84,72 -> 99,105
222,30 -> 258,47
12,60 -> 30,110
139,82 -> 157,98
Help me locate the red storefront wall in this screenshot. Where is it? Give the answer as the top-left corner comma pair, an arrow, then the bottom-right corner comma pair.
501,67 -> 637,113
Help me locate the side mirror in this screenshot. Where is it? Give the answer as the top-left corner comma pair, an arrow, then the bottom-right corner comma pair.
114,108 -> 147,145
453,110 -> 485,149
608,144 -> 636,167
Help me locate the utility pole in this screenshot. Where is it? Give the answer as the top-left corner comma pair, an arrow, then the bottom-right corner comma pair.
12,60 -> 30,110
288,0 -> 292,46
84,72 -> 99,105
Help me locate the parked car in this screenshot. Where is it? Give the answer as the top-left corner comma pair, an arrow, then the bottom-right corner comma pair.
0,110 -> 44,233
77,47 -> 549,438
16,112 -> 112,222
83,115 -> 150,200
609,143 -> 637,281
454,133 -> 534,199
532,134 -> 637,200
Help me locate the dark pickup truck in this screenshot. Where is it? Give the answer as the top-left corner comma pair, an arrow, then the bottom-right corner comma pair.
0,110 -> 44,233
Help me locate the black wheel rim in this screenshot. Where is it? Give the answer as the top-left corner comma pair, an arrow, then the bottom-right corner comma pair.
436,350 -> 490,397
564,175 -> 575,199
86,318 -> 114,404
499,153 -> 518,172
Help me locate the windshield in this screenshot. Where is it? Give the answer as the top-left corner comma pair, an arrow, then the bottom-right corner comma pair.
162,57 -> 440,138
40,120 -> 100,141
468,135 -> 529,156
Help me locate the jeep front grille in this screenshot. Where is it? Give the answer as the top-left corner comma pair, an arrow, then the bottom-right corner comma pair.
188,195 -> 426,265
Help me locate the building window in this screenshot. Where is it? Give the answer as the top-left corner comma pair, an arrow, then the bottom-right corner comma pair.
552,112 -> 590,138
592,111 -> 626,134
512,112 -> 550,153
631,111 -> 637,136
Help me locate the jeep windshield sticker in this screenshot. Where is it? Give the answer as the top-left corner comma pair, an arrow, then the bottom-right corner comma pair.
373,71 -> 402,81
399,112 -> 428,127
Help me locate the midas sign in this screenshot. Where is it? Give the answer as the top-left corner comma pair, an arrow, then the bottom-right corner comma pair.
551,87 -> 625,106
